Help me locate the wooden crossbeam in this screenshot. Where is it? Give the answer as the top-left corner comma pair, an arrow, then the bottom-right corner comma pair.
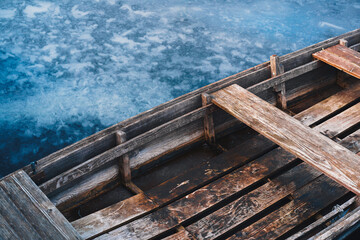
313,43 -> 360,79
270,55 -> 287,110
211,84 -> 360,195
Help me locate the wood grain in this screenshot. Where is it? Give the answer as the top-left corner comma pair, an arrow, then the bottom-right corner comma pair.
163,228 -> 195,240
314,102 -> 360,138
185,163 -> 322,239
72,193 -> 157,239
0,171 -> 81,240
295,81 -> 360,126
0,187 -> 41,239
228,175 -> 348,240
270,54 -> 287,110
202,93 -> 216,146
313,44 -> 360,79
311,205 -> 360,240
212,84 -> 360,195
116,131 -> 131,183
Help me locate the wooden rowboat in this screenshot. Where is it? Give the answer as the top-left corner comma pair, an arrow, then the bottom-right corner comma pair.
1,29 -> 360,240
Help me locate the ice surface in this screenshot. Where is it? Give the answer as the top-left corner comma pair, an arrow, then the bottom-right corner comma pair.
0,0 -> 359,176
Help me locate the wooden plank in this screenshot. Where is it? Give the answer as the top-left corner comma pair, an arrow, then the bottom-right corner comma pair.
0,213 -> 20,240
202,93 -> 216,146
247,60 -> 323,94
313,45 -> 360,79
327,44 -> 360,65
72,193 -> 157,239
295,81 -> 360,126
228,175 -> 348,240
314,102 -> 360,138
185,163 -> 322,239
94,208 -> 178,240
270,55 -> 287,109
14,171 -> 82,239
212,84 -> 360,195
0,187 -> 41,239
163,228 -> 195,240
0,171 -> 81,240
311,205 -> 360,240
287,197 -> 356,240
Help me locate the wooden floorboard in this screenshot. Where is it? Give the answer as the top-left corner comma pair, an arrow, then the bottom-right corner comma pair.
313,102 -> 360,138
185,163 -> 322,239
294,81 -> 360,126
0,171 -> 81,240
227,130 -> 360,240
72,83 -> 360,239
313,44 -> 360,79
227,175 -> 349,240
212,84 -> 360,195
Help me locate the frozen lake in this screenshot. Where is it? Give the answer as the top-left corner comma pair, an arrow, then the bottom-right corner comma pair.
0,0 -> 359,177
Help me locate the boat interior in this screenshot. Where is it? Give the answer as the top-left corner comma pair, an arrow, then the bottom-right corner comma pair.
1,29 -> 360,240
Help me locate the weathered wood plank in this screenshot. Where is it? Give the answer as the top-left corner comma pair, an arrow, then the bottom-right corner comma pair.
94,208 -> 178,240
51,163 -> 119,211
163,228 -> 195,240
247,60 -> 323,95
185,163 -> 322,239
313,44 -> 360,79
229,175 -> 349,240
311,205 -> 360,240
314,102 -> 360,138
0,213 -> 20,240
72,193 -> 157,239
0,178 -> 68,239
327,44 -> 360,65
212,84 -> 360,195
295,81 -> 360,126
287,197 -> 356,240
0,187 -> 41,240
0,171 -> 82,240
14,171 -> 82,239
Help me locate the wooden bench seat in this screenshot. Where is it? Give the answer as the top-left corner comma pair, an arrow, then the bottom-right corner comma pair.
313,44 -> 360,79
212,84 -> 360,195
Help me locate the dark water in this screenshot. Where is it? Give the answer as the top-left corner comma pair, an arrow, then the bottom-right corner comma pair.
0,0 -> 360,177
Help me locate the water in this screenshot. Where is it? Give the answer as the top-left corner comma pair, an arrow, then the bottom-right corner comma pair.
0,0 -> 359,177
